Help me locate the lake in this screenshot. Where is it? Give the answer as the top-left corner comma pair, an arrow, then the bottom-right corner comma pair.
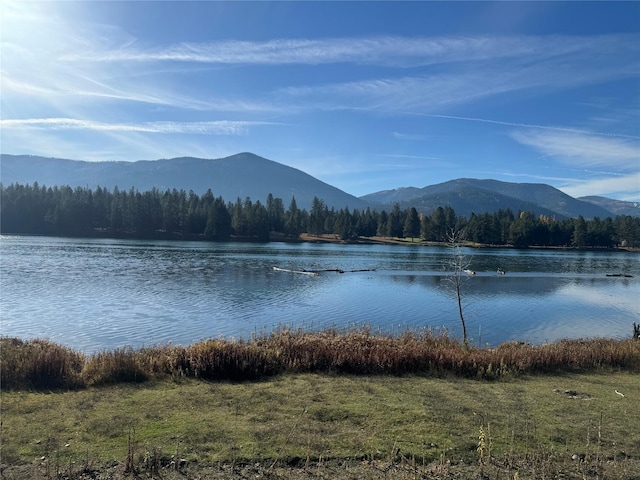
1,236 -> 638,354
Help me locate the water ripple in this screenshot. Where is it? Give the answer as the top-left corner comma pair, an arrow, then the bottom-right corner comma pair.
1,236 -> 638,353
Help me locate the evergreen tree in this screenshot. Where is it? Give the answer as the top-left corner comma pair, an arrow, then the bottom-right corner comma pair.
309,196 -> 326,236
376,210 -> 389,237
431,207 -> 447,242
266,193 -> 285,232
403,207 -> 420,241
284,197 -> 302,239
572,215 -> 587,248
388,204 -> 404,238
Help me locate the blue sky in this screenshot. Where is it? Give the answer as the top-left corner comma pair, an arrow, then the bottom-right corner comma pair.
1,1 -> 639,201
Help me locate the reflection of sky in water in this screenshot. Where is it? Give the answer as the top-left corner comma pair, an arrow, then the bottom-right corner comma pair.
382,273 -> 638,346
1,237 -> 638,353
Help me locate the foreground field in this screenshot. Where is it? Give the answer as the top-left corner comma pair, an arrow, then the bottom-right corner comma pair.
2,372 -> 639,479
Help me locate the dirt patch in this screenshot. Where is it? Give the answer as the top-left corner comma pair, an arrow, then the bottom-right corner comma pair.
553,388 -> 592,400
1,459 -> 469,480
4,455 -> 639,480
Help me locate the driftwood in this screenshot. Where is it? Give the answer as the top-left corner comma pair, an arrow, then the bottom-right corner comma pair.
272,267 -> 318,276
606,273 -> 634,278
273,266 -> 376,276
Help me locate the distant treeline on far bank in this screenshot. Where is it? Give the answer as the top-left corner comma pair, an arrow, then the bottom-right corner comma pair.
1,182 -> 639,248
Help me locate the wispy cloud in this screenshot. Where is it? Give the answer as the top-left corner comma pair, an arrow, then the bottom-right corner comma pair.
0,118 -> 276,135
560,172 -> 640,200
510,130 -> 640,170
64,34 -> 640,68
4,2 -> 638,116
379,153 -> 443,161
1,75 -> 283,114
392,132 -> 428,141
277,57 -> 637,115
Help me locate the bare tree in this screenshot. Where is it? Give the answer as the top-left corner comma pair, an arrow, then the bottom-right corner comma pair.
446,228 -> 471,349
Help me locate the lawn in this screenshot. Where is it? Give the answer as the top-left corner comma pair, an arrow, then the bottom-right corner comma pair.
2,371 -> 638,479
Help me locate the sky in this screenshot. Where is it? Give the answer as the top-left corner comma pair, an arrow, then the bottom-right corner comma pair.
1,1 -> 639,202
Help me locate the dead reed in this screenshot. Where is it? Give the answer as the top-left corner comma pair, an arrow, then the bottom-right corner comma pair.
2,328 -> 639,390
0,337 -> 84,390
82,346 -> 149,386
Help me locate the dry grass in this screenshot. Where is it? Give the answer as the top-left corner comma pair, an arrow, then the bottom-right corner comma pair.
2,329 -> 639,391
0,338 -> 84,390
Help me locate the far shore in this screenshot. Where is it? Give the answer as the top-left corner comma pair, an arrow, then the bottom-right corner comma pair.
293,232 -> 640,252
2,231 -> 638,252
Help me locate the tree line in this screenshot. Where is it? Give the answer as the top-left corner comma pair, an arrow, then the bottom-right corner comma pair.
1,182 -> 639,248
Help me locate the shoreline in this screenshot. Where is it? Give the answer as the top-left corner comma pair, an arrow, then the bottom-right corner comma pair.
3,231 -> 638,252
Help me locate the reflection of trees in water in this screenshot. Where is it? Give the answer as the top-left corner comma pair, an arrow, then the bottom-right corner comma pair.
387,274 -> 615,297
470,252 -> 638,276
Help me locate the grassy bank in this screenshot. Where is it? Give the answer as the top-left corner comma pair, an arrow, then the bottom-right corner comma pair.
2,331 -> 639,478
1,372 -> 639,479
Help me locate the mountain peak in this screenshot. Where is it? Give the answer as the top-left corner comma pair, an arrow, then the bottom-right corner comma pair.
0,153 -> 367,211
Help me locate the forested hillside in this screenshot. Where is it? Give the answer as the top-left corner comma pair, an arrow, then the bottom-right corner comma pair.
362,178 -> 615,219
2,183 -> 639,248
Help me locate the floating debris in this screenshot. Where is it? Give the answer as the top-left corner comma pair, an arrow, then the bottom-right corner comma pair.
272,267 -> 318,276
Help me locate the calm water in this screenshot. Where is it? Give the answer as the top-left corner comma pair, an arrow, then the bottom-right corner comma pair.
1,236 -> 638,353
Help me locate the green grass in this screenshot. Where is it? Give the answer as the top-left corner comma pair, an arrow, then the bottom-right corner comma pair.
2,372 -> 639,478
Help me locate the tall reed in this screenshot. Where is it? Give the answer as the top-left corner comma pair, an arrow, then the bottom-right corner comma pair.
0,338 -> 84,390
2,329 -> 639,390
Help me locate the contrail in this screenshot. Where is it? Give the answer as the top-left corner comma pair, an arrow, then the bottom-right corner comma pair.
409,113 -> 640,140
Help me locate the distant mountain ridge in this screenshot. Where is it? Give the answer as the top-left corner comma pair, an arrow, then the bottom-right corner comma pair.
0,153 -> 368,211
361,178 -> 617,220
1,153 -> 636,219
579,196 -> 640,217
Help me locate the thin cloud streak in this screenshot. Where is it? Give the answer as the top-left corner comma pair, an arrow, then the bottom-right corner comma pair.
67,34 -> 639,68
392,132 -> 428,141
2,76 -> 283,114
410,113 -> 640,140
0,118 -> 276,135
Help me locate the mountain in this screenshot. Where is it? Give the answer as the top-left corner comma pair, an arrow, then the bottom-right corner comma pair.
2,153 -> 632,219
0,153 -> 368,211
361,178 -> 614,219
578,196 -> 640,217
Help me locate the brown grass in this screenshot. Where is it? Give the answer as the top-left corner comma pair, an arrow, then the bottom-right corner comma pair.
2,328 -> 639,390
0,338 -> 84,390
